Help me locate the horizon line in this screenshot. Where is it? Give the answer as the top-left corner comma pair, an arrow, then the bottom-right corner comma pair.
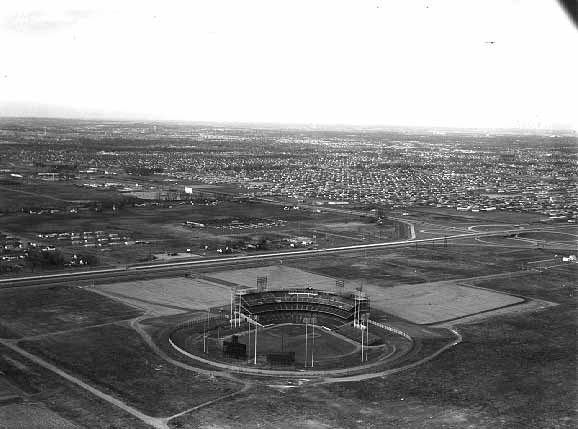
1,115 -> 576,136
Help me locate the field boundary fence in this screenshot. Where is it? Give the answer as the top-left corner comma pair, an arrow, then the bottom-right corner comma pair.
368,320 -> 413,342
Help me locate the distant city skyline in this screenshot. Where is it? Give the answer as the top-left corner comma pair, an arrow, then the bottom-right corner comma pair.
1,0 -> 577,130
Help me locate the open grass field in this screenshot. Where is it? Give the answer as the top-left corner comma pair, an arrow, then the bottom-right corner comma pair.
0,286 -> 142,338
295,245 -> 561,287
94,276 -> 231,316
0,186 -> 68,211
0,181 -> 126,205
233,324 -> 358,365
0,403 -> 81,429
369,282 -> 524,324
20,323 -> 239,417
474,235 -> 535,247
469,264 -> 578,304
404,207 -> 546,226
517,230 -> 578,243
326,301 -> 576,428
208,265 -> 340,291
0,344 -> 151,429
0,377 -> 19,402
468,224 -> 522,232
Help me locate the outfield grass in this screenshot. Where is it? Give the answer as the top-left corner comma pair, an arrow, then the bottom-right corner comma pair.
233,324 -> 358,365
20,323 -> 239,417
0,287 -> 142,338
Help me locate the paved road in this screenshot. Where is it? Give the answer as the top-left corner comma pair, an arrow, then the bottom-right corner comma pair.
0,227 -> 542,290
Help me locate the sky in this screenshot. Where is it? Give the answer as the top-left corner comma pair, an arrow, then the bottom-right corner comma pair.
0,0 -> 577,130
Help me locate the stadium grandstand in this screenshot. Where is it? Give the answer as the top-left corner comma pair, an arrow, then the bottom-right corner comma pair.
231,288 -> 370,329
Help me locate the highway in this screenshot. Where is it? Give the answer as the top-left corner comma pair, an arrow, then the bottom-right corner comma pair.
0,228 -> 539,289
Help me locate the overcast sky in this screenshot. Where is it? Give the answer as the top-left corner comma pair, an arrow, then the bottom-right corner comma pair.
1,0 -> 576,130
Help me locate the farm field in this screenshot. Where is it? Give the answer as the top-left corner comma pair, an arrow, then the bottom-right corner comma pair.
0,286 -> 142,338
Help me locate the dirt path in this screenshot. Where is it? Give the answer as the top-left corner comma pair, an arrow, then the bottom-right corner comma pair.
128,315 -> 253,425
315,328 -> 462,384
15,320 -> 128,342
0,338 -> 168,429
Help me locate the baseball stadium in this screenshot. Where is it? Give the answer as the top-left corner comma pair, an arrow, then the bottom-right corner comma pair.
165,272 -> 462,377
80,263 -> 531,380
168,286 -> 388,372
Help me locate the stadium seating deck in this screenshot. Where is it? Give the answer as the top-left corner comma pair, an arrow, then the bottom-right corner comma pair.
257,311 -> 347,330
236,289 -> 369,326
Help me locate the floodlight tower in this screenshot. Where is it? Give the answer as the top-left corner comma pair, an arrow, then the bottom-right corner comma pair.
230,289 -> 234,327
311,317 -> 316,368
304,320 -> 308,368
254,315 -> 258,365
